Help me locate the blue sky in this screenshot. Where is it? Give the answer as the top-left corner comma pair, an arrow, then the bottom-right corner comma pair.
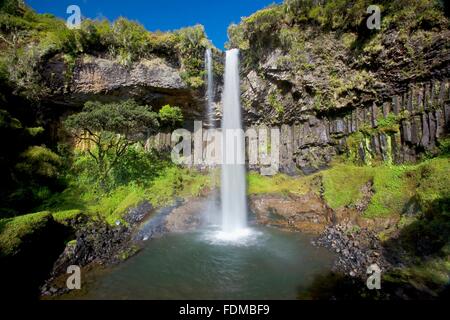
26,0 -> 282,49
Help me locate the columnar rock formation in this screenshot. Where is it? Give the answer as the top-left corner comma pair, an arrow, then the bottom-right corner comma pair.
146,79 -> 449,174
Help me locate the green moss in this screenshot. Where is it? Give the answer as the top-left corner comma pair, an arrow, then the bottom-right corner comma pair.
247,172 -> 312,195
414,158 -> 450,214
0,211 -> 51,256
51,209 -> 83,225
364,165 -> 412,218
116,244 -> 140,261
321,164 -> 373,209
268,89 -> 284,117
376,113 -> 402,134
67,239 -> 77,246
25,126 -> 44,137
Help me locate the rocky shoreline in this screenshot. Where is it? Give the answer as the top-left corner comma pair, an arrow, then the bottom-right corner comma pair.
40,197 -> 211,297
312,223 -> 390,279
41,201 -> 153,296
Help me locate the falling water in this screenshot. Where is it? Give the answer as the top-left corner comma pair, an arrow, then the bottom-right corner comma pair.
205,48 -> 215,126
220,49 -> 247,236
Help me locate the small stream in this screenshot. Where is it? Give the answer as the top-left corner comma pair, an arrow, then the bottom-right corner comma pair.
69,226 -> 334,300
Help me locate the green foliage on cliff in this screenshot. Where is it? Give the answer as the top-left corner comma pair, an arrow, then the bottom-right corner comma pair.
175,24 -> 210,88
0,3 -> 212,97
227,0 -> 448,111
228,0 -> 447,48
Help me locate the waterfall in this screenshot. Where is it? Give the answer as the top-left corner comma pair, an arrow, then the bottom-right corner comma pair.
205,48 -> 215,126
220,49 -> 247,234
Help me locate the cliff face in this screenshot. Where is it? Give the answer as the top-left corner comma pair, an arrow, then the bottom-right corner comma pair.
42,54 -> 205,119
229,0 -> 450,174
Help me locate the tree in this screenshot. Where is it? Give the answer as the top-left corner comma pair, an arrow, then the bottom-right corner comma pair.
158,104 -> 184,131
64,100 -> 159,186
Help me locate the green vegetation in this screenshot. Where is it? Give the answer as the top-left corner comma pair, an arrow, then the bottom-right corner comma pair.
321,164 -> 374,209
227,0 -> 447,111
0,211 -> 51,256
158,105 -> 184,131
38,165 -> 211,226
247,172 -> 313,195
0,1 -> 212,98
247,157 -> 450,220
64,100 -> 159,187
51,209 -> 83,225
322,158 -> 449,218
176,24 -> 211,88
268,89 -> 285,118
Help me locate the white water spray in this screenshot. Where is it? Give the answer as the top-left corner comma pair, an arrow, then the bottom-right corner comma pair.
205,48 -> 215,126
220,49 -> 247,236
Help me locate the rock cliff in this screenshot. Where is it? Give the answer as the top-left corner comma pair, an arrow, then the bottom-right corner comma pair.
228,1 -> 450,173
42,54 -> 206,119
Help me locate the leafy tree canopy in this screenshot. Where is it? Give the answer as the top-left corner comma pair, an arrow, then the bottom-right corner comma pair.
64,100 -> 159,187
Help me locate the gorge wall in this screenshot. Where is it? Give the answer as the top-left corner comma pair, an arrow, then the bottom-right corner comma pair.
226,1 -> 450,174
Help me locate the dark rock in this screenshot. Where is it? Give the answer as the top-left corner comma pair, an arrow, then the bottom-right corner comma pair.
125,201 -> 153,226
420,113 -> 430,147
313,223 -> 390,278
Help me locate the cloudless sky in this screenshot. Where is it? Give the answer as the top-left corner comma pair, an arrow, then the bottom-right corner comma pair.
26,0 -> 282,49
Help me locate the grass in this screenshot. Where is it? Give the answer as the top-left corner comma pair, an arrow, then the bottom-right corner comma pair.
51,209 -> 83,225
247,157 -> 450,219
414,157 -> 450,213
89,184 -> 146,225
0,211 -> 52,256
364,165 -> 412,218
36,165 -> 213,226
321,164 -> 373,209
247,172 -> 312,195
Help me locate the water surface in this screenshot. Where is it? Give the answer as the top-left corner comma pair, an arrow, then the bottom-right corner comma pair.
74,226 -> 334,300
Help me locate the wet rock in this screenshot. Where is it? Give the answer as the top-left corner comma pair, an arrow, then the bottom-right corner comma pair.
313,223 -> 390,278
164,198 -> 207,232
125,201 -> 153,226
249,193 -> 334,234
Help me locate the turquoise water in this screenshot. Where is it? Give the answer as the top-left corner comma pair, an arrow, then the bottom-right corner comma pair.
76,226 -> 334,300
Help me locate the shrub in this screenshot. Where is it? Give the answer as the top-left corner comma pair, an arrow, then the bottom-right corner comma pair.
175,25 -> 209,88
158,105 -> 184,131
110,17 -> 149,65
15,145 -> 62,179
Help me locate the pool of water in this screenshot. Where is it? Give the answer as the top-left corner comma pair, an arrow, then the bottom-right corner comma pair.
72,226 -> 335,300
